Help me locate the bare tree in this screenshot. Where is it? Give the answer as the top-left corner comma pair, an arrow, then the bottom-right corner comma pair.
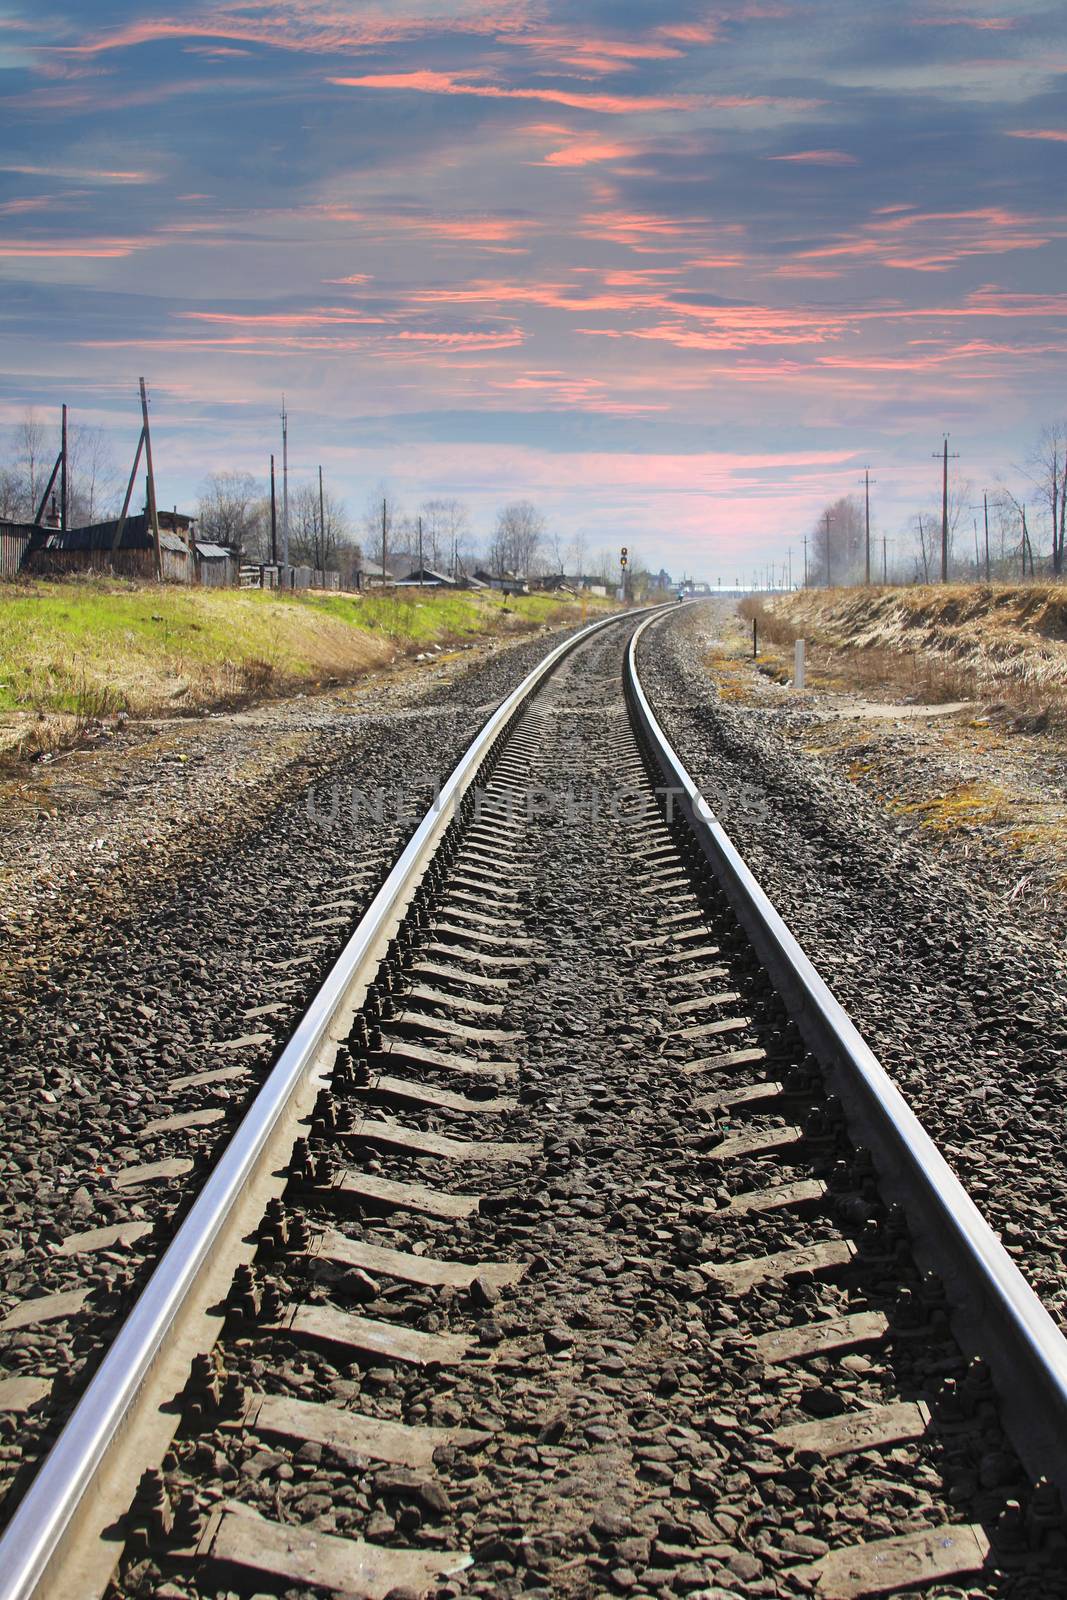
0,466 -> 25,520
290,481 -> 351,570
419,499 -> 469,571
66,423 -> 121,526
362,488 -> 404,570
198,470 -> 263,557
1029,423 -> 1067,576
567,530 -> 587,579
17,409 -> 48,517
812,496 -> 864,586
912,513 -> 933,583
491,500 -> 544,577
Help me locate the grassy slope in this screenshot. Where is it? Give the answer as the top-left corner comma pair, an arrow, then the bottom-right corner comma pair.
0,578 -> 612,723
744,583 -> 1067,708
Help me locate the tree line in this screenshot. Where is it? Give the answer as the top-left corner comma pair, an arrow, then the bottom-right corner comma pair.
194,471 -> 634,584
0,409 -> 644,587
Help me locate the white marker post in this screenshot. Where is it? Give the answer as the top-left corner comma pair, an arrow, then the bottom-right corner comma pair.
794,638 -> 806,689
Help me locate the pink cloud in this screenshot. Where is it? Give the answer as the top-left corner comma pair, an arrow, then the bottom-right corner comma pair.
64,3 -> 536,59
178,307 -> 388,328
491,371 -> 670,415
915,13 -> 1015,27
580,310 -> 846,352
0,196 -> 63,217
767,149 -> 858,165
797,205 -> 1057,271
517,31 -> 685,75
330,70 -> 697,114
540,137 -> 640,167
655,21 -> 719,42
0,162 -> 153,183
0,235 -> 159,257
1007,128 -> 1067,142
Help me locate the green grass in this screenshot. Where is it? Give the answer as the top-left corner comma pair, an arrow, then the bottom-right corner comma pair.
308,587 -> 581,643
0,577 -> 613,722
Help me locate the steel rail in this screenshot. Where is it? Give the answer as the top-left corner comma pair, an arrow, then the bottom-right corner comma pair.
627,609 -> 1067,1490
0,605 -> 655,1600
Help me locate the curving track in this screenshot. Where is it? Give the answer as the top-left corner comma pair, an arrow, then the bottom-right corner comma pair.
0,608 -> 1065,1600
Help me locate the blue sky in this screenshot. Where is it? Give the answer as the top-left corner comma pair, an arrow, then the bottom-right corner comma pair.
2,0 -> 1065,572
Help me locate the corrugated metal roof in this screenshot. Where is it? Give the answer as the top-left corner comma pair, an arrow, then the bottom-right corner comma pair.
195,542 -> 230,559
159,531 -> 188,554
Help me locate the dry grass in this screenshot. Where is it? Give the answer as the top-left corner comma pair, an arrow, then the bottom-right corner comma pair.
888,782 -> 1014,832
740,583 -> 1067,722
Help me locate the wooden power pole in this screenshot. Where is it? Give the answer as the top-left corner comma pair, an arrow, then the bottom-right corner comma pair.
139,378 -> 162,579
862,466 -> 876,585
934,435 -> 959,582
318,464 -> 326,576
824,509 -> 832,587
381,497 -> 388,587
270,453 -> 277,565
60,404 -> 68,532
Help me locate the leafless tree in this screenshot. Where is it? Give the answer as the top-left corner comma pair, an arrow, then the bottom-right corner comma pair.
1029,423 -> 1067,576
997,486 -> 1037,577
362,487 -> 404,570
545,527 -> 567,575
0,466 -> 25,520
290,481 -> 351,570
812,496 -> 864,585
17,408 -> 48,517
567,530 -> 587,579
911,513 -> 933,583
419,499 -> 470,573
66,423 -> 121,526
198,470 -> 263,557
490,500 -> 544,577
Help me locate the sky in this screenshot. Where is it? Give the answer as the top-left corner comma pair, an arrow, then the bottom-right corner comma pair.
1,0 -> 1065,577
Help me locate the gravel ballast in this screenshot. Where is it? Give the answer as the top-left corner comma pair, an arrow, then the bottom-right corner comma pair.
108,618 -> 1054,1600
0,622 -> 593,1521
638,601 -> 1067,1335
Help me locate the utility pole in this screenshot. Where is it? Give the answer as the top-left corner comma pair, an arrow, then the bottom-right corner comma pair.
60,403 -> 68,532
381,497 -> 388,587
802,532 -> 809,588
280,397 -> 290,570
882,535 -> 888,584
270,453 -> 277,565
112,415 -> 146,554
983,491 -> 991,582
139,377 -> 162,580
824,509 -> 832,587
933,435 -> 959,582
318,464 -> 326,577
861,466 -> 876,585
787,548 -> 793,589
417,515 -> 424,587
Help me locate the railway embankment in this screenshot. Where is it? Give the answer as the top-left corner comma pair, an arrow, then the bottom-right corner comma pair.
699,588 -> 1067,905
0,578 -> 612,764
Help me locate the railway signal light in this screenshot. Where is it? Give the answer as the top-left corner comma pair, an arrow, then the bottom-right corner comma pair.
620,545 -> 628,570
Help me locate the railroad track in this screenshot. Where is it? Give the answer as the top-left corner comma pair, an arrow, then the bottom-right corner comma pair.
1,606 -> 1066,1600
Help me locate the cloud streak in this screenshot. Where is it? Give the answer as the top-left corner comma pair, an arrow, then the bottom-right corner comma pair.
329,70 -> 698,114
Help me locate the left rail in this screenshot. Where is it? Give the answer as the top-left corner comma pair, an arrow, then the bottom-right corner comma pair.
0,606 -> 650,1600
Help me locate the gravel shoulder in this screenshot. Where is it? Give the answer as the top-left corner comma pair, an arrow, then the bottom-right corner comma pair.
0,621 -> 588,1517
640,600 -> 1067,1333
